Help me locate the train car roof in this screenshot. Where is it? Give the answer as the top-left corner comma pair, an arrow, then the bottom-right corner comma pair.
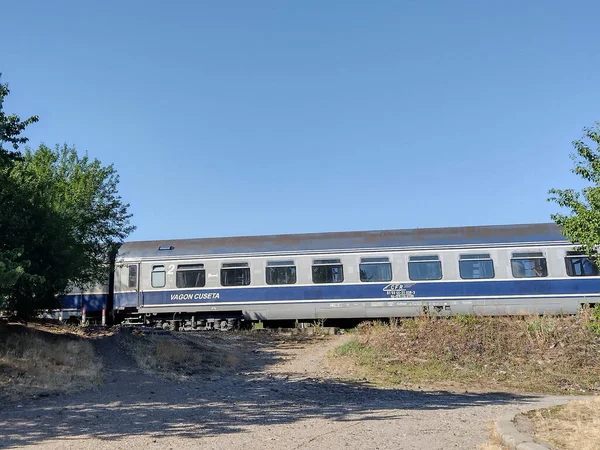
116,222 -> 567,259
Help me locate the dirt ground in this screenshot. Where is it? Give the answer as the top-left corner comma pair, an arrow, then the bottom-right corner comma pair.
0,329 -> 582,449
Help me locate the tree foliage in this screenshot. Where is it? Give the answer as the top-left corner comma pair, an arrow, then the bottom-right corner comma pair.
548,122 -> 600,258
1,144 -> 136,318
0,77 -> 135,319
0,250 -> 26,303
17,145 -> 135,283
0,76 -> 37,298
0,76 -> 39,163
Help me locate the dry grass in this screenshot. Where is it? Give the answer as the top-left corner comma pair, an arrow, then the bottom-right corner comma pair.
0,323 -> 103,401
525,397 -> 600,450
477,422 -> 510,450
120,330 -> 244,379
331,308 -> 600,393
477,444 -> 508,450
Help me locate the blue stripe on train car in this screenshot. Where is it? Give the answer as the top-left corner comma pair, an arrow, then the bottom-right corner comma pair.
60,294 -> 82,309
114,291 -> 138,309
134,278 -> 600,307
82,293 -> 108,312
60,293 -> 107,312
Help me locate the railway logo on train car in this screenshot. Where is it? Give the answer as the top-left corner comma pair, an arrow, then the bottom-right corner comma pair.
383,284 -> 416,298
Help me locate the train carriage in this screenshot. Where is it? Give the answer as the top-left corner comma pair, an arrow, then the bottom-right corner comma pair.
103,222 -> 600,330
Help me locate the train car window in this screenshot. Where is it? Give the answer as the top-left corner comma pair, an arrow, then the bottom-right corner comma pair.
565,252 -> 599,276
176,264 -> 206,288
221,262 -> 251,286
266,261 -> 297,285
151,265 -> 166,288
222,262 -> 249,267
128,265 -> 137,288
459,254 -> 495,279
510,252 -> 548,278
361,257 -> 389,263
408,255 -> 442,281
312,259 -> 344,284
360,257 -> 392,282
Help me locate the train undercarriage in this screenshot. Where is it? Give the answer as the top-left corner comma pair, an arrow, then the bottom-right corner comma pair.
118,311 -> 245,331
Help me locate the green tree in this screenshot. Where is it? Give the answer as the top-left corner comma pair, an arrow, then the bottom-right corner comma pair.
1,77 -> 134,318
0,76 -> 39,163
0,250 -> 25,301
0,180 -> 29,299
548,122 -> 600,258
3,144 -> 135,318
0,76 -> 38,298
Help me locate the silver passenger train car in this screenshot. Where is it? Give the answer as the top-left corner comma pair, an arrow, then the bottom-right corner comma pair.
99,222 -> 599,330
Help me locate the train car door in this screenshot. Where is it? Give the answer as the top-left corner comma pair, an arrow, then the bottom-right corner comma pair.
125,263 -> 141,308
131,263 -> 141,307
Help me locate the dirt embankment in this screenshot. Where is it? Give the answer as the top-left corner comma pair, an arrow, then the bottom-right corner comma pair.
0,322 -> 103,402
330,309 -> 600,394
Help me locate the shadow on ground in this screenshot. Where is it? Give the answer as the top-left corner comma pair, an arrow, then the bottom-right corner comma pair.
0,331 -> 537,448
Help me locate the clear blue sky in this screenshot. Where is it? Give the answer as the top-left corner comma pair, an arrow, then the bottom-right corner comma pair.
2,0 -> 599,241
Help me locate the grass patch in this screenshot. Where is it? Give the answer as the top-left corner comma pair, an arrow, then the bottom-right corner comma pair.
0,323 -> 103,401
335,339 -> 367,356
525,397 -> 600,449
330,308 -> 600,393
477,423 -> 510,450
120,330 -> 243,379
587,303 -> 600,335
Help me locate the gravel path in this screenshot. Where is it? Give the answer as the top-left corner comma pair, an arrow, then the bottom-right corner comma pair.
0,331 -> 577,449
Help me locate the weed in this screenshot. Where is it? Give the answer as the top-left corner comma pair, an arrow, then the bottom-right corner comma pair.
312,319 -> 325,334
388,317 -> 401,329
454,313 -> 479,325
526,316 -> 555,335
585,304 -> 600,335
400,318 -> 419,330
334,339 -> 365,356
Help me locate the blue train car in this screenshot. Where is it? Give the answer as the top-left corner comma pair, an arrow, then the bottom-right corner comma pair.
108,222 -> 600,330
54,283 -> 109,323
